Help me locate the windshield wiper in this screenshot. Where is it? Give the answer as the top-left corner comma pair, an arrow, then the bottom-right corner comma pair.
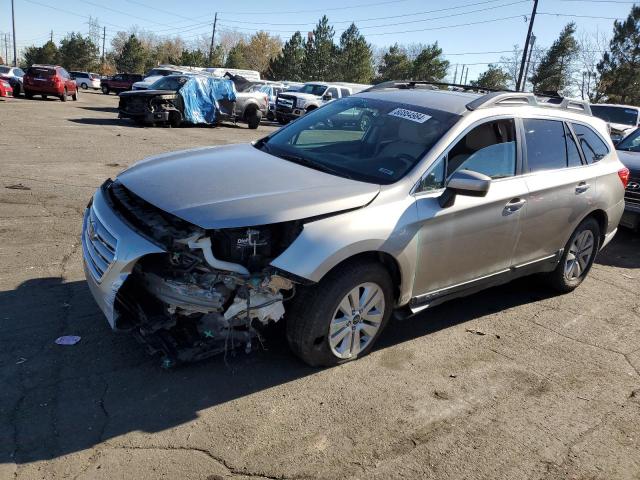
276,152 -> 353,180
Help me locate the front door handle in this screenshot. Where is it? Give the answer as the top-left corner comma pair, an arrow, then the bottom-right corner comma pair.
504,198 -> 526,213
576,182 -> 590,194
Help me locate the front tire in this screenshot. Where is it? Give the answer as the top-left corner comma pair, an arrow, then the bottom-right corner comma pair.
246,108 -> 262,129
81,82 -> 88,90
72,88 -> 78,101
547,217 -> 600,293
102,86 -> 110,94
60,88 -> 67,102
286,261 -> 393,367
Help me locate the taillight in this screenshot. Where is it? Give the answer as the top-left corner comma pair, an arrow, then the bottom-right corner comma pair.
53,75 -> 61,84
618,167 -> 630,188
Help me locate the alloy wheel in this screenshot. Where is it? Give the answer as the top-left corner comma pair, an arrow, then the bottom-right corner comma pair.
328,282 -> 385,359
564,230 -> 595,280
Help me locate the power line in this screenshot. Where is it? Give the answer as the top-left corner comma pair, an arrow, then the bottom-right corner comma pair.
537,12 -> 625,20
220,0 -> 527,26
22,0 -> 129,30
217,0 -> 413,15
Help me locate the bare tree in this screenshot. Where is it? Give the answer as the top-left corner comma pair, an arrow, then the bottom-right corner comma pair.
499,44 -> 522,89
575,29 -> 608,99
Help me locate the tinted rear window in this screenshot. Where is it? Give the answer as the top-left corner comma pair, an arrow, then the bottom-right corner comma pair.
27,67 -> 55,77
572,124 -> 609,163
523,119 -> 569,172
591,105 -> 638,127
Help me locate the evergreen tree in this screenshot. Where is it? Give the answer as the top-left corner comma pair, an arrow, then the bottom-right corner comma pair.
115,35 -> 146,73
336,24 -> 374,83
225,42 -> 248,69
59,33 -> 99,70
180,49 -> 208,67
377,44 -> 412,82
268,31 -> 305,81
530,23 -> 578,92
471,64 -> 511,90
596,5 -> 640,104
411,42 -> 449,81
303,16 -> 336,80
22,40 -> 59,67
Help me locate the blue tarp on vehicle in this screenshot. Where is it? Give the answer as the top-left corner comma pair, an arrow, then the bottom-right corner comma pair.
179,76 -> 236,124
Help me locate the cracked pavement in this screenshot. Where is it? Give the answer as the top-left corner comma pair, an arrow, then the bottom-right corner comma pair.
1,91 -> 640,479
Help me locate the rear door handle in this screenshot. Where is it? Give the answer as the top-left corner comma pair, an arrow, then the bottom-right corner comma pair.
504,198 -> 526,213
575,182 -> 590,194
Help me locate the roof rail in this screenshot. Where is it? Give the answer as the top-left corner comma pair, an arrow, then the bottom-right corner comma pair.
363,80 -> 507,93
467,91 -> 592,116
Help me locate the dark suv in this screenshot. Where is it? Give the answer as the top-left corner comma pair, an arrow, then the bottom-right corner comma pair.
102,73 -> 144,95
23,65 -> 78,101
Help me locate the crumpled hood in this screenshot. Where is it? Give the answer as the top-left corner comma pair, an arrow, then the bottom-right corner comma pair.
117,144 -> 380,229
617,150 -> 640,174
119,89 -> 177,98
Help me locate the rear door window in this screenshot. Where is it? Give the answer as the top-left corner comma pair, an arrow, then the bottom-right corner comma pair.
340,88 -> 351,98
564,123 -> 583,167
571,123 -> 609,163
523,119 -> 569,172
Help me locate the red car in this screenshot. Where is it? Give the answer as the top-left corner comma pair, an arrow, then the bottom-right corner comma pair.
101,73 -> 144,94
23,64 -> 78,101
0,78 -> 13,98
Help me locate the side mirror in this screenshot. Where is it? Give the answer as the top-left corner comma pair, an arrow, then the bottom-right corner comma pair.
438,170 -> 491,208
322,92 -> 333,101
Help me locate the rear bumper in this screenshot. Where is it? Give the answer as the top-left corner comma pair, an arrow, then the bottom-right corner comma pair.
24,84 -> 63,95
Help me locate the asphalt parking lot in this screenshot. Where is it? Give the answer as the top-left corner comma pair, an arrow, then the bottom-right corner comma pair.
1,90 -> 640,480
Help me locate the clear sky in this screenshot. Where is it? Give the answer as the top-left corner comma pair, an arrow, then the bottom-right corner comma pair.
0,0 -> 636,80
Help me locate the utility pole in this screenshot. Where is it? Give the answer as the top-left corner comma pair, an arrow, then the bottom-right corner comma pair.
101,26 -> 106,64
463,67 -> 469,85
522,34 -> 536,92
50,30 -> 53,42
11,0 -> 17,66
208,12 -> 218,65
452,64 -> 458,84
516,0 -> 538,91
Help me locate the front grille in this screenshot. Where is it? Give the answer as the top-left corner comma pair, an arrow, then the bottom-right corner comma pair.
83,206 -> 117,281
106,181 -> 199,248
625,174 -> 640,206
121,96 -> 147,114
276,95 -> 295,113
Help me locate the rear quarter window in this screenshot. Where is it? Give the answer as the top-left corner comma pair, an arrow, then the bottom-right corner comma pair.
571,123 -> 609,163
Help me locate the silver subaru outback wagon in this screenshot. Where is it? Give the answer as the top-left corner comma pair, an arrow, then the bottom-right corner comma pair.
82,84 -> 628,367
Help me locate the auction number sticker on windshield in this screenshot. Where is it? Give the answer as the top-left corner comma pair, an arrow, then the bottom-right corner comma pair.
388,108 -> 431,123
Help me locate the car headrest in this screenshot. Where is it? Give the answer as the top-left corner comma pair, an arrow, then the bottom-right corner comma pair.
466,123 -> 499,151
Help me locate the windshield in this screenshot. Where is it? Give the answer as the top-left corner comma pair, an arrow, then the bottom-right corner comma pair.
298,84 -> 328,96
149,75 -> 190,91
257,96 -> 459,184
591,105 -> 639,127
147,69 -> 181,77
617,128 -> 640,152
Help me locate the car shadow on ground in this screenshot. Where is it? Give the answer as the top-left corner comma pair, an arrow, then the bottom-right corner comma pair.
68,118 -> 137,127
80,106 -> 119,113
596,228 -> 640,268
0,231 -> 635,465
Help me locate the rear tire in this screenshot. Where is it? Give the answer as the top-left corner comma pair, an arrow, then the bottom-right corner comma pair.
169,111 -> 182,128
102,86 -> 110,94
547,217 -> 600,293
72,88 -> 78,101
60,89 -> 67,102
81,82 -> 88,90
42,94 -> 47,100
286,261 -> 394,367
246,108 -> 262,129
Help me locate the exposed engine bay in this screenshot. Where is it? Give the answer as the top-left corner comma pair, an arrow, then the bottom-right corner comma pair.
107,181 -> 302,367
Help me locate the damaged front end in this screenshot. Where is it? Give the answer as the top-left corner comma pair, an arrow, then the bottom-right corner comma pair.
84,180 -> 302,366
118,91 -> 183,125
